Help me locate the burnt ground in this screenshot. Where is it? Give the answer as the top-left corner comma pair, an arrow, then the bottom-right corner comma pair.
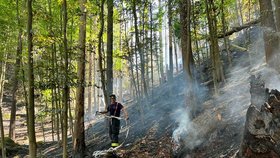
3,50 -> 268,158
82,50 -> 256,157
4,27 -> 278,158
4,51 -> 261,158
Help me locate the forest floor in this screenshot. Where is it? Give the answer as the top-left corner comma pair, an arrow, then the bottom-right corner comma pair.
3,37 -> 280,157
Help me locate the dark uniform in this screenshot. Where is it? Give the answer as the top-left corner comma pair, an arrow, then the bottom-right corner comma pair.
107,102 -> 123,147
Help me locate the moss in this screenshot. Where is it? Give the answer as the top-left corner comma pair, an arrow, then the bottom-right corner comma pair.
37,141 -> 44,147
0,137 -> 18,149
3,113 -> 10,120
0,137 -> 20,156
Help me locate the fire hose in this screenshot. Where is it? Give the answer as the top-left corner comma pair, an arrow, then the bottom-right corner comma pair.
92,113 -> 130,158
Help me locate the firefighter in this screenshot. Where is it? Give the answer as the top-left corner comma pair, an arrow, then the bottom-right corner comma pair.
99,94 -> 129,147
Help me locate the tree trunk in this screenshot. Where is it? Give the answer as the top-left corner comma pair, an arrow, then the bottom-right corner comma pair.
119,17 -> 123,101
47,0 -> 55,142
54,45 -> 61,142
274,0 -> 280,31
180,0 -> 193,79
180,0 -> 199,117
87,53 -> 92,114
191,0 -> 200,70
106,0 -> 113,106
238,75 -> 280,157
20,61 -> 29,137
0,54 -> 7,158
168,0 -> 173,81
135,42 -> 140,97
62,0 -> 69,157
93,48 -> 97,115
73,0 -> 86,157
259,0 -> 279,70
124,18 -> 139,99
27,0 -> 37,156
88,17 -> 93,116
9,0 -> 22,141
133,0 -> 148,98
206,0 -> 225,94
98,0 -> 108,108
221,0 -> 232,67
237,0 -> 244,25
158,0 -> 164,84
141,1 -> 147,96
150,2 -> 154,91
173,37 -> 179,74
234,0 -> 241,26
69,89 -> 74,136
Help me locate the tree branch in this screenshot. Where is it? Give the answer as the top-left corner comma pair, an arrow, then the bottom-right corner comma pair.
218,19 -> 260,38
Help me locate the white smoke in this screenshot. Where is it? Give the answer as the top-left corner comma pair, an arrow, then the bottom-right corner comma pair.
171,27 -> 280,156
172,107 -> 202,150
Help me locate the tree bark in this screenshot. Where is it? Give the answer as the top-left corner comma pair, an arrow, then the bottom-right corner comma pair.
73,0 -> 86,156
180,0 -> 193,79
158,0 -> 164,84
205,0 -> 225,94
0,54 -> 7,158
221,0 -> 232,67
54,44 -> 61,143
173,37 -> 179,74
9,0 -> 22,141
88,17 -> 93,116
239,75 -> 280,157
259,0 -> 279,70
62,0 -> 69,157
124,18 -> 139,99
133,0 -> 148,98
150,2 -> 154,91
237,0 -> 244,25
106,0 -> 114,106
27,0 -> 37,156
168,0 -> 174,81
274,0 -> 280,31
47,0 -> 55,142
98,0 -> 107,108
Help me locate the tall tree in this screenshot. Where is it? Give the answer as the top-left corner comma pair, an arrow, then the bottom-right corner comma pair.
205,0 -> 225,94
9,0 -> 23,140
274,0 -> 280,31
132,0 -> 148,98
27,0 -> 37,156
149,2 -> 154,90
180,0 -> 193,79
158,0 -> 164,84
47,0 -> 55,142
180,0 -> 199,118
168,0 -> 173,81
62,0 -> 69,157
0,54 -> 7,158
87,16 -> 93,115
107,0 -> 114,105
221,0 -> 232,67
98,0 -> 107,107
73,0 -> 86,157
259,0 -> 279,69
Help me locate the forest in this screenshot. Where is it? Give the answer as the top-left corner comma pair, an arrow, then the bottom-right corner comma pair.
1,0 -> 280,157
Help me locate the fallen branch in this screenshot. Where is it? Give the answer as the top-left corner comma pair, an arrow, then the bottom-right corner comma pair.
229,44 -> 247,52
218,19 -> 260,38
